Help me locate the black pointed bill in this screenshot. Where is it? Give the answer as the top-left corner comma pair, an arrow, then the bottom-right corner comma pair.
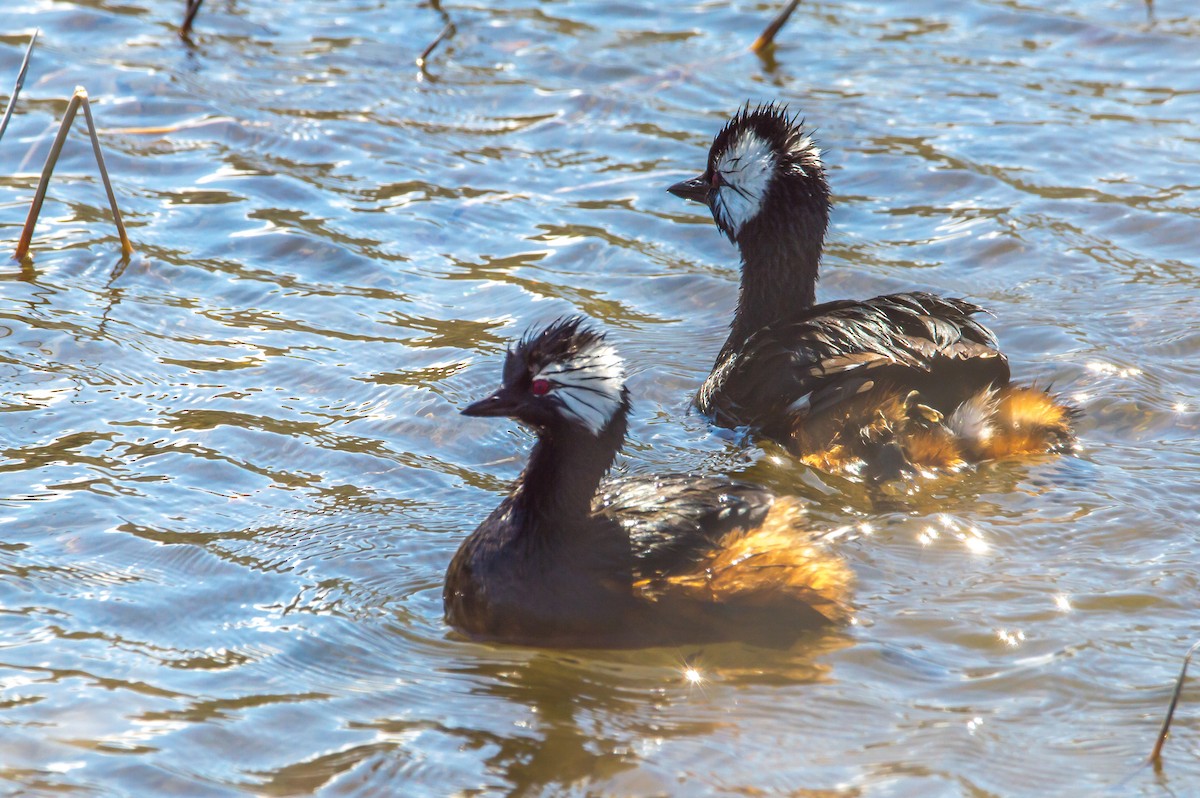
462,387 -> 522,418
667,174 -> 710,204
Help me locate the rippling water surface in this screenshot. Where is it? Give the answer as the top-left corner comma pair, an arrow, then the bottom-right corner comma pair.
2,1 -> 1198,795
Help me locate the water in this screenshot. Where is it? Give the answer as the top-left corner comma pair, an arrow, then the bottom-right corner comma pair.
1,1 -> 1198,795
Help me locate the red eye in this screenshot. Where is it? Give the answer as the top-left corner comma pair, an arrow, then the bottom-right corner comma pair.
530,378 -> 551,396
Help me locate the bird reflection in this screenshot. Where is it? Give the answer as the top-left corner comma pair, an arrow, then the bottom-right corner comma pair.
444,653 -> 692,794
439,639 -> 849,795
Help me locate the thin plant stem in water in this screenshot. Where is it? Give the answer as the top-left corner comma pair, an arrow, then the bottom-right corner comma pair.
417,0 -> 457,79
751,0 -> 802,53
14,86 -> 133,262
1149,639 -> 1200,765
181,0 -> 205,39
417,23 -> 454,69
0,29 -> 39,143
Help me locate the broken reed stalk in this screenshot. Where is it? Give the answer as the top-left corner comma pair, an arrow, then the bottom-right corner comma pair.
14,86 -> 133,262
181,0 -> 205,39
751,0 -> 802,53
1148,639 -> 1200,765
80,91 -> 133,257
417,23 -> 454,69
0,29 -> 39,143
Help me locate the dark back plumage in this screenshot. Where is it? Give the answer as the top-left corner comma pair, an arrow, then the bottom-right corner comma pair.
699,292 -> 1009,433
598,475 -> 775,575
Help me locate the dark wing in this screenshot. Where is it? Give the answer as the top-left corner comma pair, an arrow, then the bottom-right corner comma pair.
593,474 -> 774,577
698,291 -> 1010,431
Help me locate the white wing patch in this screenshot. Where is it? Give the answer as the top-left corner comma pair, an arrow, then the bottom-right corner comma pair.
533,338 -> 626,435
948,388 -> 999,447
711,129 -> 776,237
785,392 -> 812,417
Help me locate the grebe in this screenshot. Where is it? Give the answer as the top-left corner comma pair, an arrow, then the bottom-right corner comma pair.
445,317 -> 851,647
668,103 -> 1074,479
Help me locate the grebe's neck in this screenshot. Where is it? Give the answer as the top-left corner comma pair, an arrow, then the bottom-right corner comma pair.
511,407 -> 628,532
727,205 -> 826,347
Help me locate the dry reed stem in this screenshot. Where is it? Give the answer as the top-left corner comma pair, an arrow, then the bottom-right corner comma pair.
80,90 -> 133,257
751,0 -> 802,53
417,23 -> 454,69
1149,639 -> 1200,765
0,29 -> 39,143
14,86 -> 133,262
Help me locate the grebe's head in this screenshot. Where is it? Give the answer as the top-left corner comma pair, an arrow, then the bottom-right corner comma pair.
668,103 -> 828,243
462,316 -> 628,436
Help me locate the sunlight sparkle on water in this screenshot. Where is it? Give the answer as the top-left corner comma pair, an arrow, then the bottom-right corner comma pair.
997,629 -> 1026,647
962,534 -> 989,555
1084,361 -> 1141,380
826,524 -> 857,542
683,666 -> 704,686
45,762 -> 86,774
1054,594 -> 1072,612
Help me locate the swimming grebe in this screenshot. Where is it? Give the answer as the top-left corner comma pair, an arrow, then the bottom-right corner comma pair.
445,317 -> 851,647
668,103 -> 1074,479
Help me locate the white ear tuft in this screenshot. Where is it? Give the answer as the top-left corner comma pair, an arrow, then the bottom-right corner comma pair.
533,338 -> 626,434
788,135 -> 821,174
711,130 -> 776,237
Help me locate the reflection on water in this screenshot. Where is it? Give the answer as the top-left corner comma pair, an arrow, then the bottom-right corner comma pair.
2,0 -> 1199,795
